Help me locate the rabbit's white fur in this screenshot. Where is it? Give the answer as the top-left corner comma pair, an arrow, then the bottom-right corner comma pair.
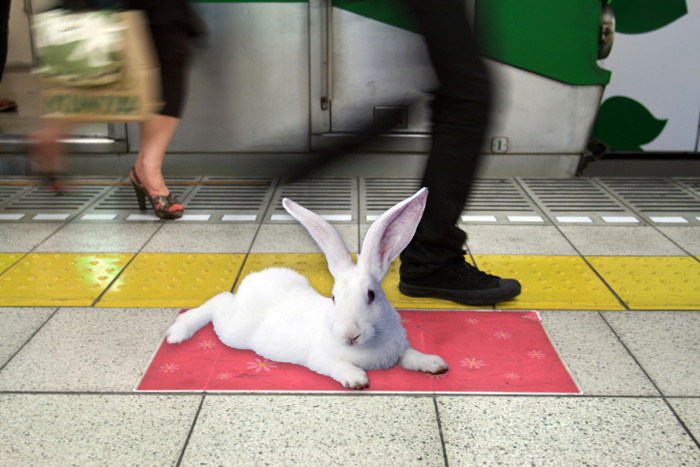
165,188 -> 448,389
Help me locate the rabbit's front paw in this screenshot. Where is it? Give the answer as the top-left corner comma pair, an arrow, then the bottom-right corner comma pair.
400,349 -> 449,375
421,355 -> 449,375
340,367 -> 369,390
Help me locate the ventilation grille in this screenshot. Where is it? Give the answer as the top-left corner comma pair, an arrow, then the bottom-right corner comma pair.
465,179 -> 536,212
0,185 -> 29,207
91,185 -> 190,211
362,178 -> 421,213
520,178 -> 627,213
186,182 -> 272,212
270,178 -> 356,221
3,185 -> 108,211
598,178 -> 700,213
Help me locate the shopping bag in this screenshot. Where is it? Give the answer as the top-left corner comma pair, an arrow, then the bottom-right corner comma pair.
38,10 -> 162,122
32,9 -> 127,87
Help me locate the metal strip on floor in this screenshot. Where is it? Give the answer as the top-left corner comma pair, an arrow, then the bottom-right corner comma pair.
597,177 -> 700,225
182,177 -> 274,222
268,178 -> 357,222
518,177 -> 641,225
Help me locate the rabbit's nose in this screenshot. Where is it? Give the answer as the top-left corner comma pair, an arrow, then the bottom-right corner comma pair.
345,334 -> 361,346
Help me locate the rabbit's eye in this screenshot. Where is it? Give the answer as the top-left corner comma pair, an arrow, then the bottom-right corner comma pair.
367,290 -> 376,304
331,295 -> 335,304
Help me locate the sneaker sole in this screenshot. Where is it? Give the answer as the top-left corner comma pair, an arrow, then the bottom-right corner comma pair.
399,279 -> 521,306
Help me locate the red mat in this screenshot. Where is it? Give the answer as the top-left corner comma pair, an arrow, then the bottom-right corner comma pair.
136,310 -> 580,394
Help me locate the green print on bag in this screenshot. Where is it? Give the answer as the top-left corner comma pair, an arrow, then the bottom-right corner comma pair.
43,95 -> 141,115
612,0 -> 688,34
593,96 -> 667,151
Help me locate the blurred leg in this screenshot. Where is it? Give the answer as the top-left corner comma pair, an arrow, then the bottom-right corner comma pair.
134,114 -> 181,196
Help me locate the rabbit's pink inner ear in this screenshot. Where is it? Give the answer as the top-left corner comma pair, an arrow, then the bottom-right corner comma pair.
283,198 -> 355,277
361,189 -> 427,278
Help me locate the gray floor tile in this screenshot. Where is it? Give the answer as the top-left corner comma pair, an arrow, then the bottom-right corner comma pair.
0,223 -> 63,252
0,394 -> 200,467
603,311 -> 700,396
0,308 -> 55,367
656,226 -> 700,255
182,395 -> 444,466
142,223 -> 258,253
34,223 -> 160,252
461,225 -> 577,255
540,311 -> 658,396
252,223 -> 359,253
668,398 -> 700,441
438,396 -> 700,466
0,307 -> 175,392
558,226 -> 686,256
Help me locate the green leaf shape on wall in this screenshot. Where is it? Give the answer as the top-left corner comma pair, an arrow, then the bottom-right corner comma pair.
612,0 -> 688,34
593,96 -> 667,151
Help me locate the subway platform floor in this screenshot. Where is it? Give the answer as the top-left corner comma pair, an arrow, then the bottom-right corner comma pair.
1,175 -> 700,466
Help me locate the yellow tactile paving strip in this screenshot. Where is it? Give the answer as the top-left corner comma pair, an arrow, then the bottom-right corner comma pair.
97,253 -> 245,308
587,256 -> 700,310
1,252 -> 698,310
237,253 -> 478,309
473,255 -> 625,311
0,253 -> 132,306
0,253 -> 24,275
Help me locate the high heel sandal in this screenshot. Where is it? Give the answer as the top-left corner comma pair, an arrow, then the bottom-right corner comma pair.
129,167 -> 184,219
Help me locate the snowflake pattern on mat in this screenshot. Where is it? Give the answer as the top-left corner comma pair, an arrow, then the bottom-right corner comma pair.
216,372 -> 232,380
527,350 -> 546,359
198,340 -> 217,349
465,318 -> 480,325
429,373 -> 447,380
160,363 -> 179,373
460,357 -> 485,370
401,317 -> 411,325
247,358 -> 278,373
494,331 -> 512,339
504,372 -> 521,380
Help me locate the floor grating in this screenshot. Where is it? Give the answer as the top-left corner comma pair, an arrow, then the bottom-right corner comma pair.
0,177 -> 698,224
518,178 -> 640,225
597,177 -> 700,225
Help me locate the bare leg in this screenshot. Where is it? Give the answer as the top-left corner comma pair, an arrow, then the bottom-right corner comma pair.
133,114 -> 180,196
30,119 -> 76,174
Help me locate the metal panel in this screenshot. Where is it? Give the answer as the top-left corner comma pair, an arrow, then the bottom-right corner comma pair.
312,7 -> 604,157
268,178 -> 356,222
597,177 -> 700,225
134,3 -> 310,153
360,177 -> 545,224
518,178 -> 640,225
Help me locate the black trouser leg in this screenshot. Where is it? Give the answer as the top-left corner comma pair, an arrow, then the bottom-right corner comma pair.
0,0 -> 10,84
399,0 -> 491,279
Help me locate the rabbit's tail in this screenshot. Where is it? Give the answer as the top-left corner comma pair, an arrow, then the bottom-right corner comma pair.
165,292 -> 234,344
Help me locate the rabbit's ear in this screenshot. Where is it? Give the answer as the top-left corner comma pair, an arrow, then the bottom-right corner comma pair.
359,188 -> 428,279
283,198 -> 355,278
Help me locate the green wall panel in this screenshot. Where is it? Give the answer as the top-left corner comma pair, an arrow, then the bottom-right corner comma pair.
475,0 -> 611,85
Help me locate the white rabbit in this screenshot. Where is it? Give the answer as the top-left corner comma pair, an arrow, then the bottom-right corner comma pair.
165,188 -> 448,389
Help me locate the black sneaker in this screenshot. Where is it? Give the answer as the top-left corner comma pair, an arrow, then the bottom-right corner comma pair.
399,256 -> 521,305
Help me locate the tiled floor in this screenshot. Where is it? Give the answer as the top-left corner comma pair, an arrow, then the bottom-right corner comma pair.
1,177 -> 699,466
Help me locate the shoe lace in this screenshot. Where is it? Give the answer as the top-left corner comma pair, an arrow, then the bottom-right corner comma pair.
445,256 -> 499,286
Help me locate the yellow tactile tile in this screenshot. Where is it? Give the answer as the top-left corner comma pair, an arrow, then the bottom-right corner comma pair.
0,253 -> 132,306
239,253 -> 478,309
97,253 -> 245,308
0,253 -> 24,275
238,254 -> 335,296
473,255 -> 624,310
587,256 -> 700,310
